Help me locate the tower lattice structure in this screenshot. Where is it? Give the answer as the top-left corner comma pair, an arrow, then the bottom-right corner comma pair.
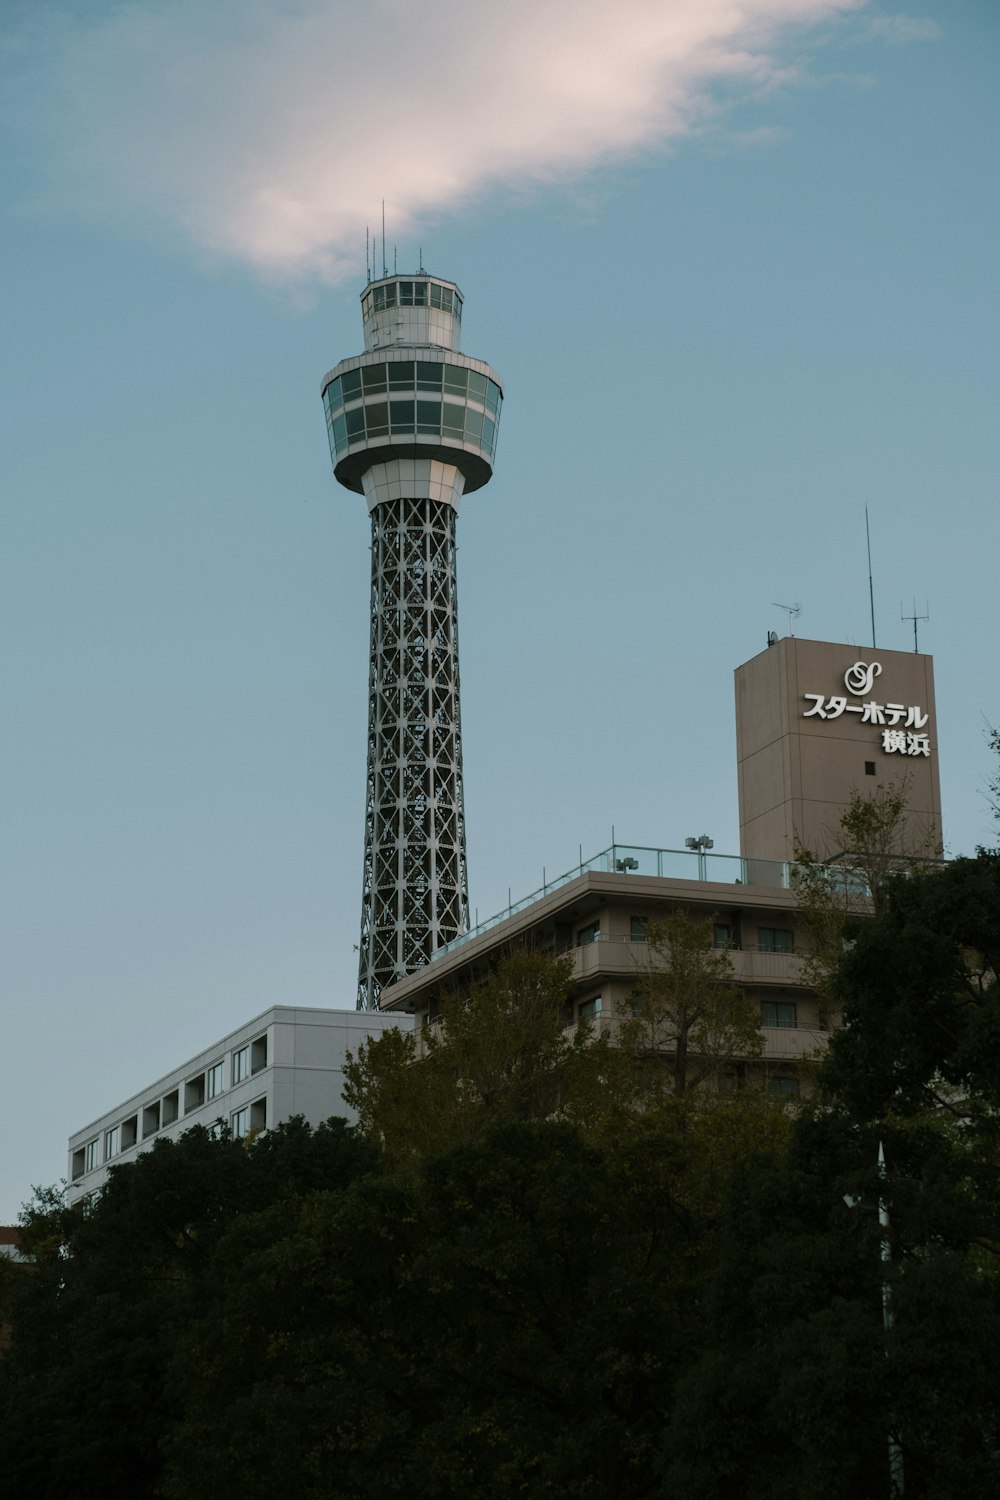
321,272 -> 503,1009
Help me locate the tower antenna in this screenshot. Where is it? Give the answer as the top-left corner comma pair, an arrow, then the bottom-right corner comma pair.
772,601 -> 801,638
901,598 -> 929,653
865,505 -> 877,649
381,200 -> 386,278
393,244 -> 397,275
365,226 -> 370,284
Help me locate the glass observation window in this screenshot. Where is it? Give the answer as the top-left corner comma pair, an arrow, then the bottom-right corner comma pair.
327,370 -> 501,459
761,1001 -> 797,1028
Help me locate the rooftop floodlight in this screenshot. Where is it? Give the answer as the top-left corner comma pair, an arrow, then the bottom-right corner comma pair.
685,835 -> 715,853
615,856 -> 639,872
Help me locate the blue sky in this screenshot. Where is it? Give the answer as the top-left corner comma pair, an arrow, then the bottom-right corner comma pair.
2,0 -> 998,1218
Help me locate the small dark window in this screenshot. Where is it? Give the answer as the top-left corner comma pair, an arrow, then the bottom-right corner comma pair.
341,368 -> 362,402
629,915 -> 647,941
768,1076 -> 799,1101
713,923 -> 732,950
762,1001 -> 797,1028
758,927 -> 794,954
865,761 -> 876,776
362,364 -> 387,394
416,362 -> 443,390
388,361 -> 415,391
577,921 -> 600,947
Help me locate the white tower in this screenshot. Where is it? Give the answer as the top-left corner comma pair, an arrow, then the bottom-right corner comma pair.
321,273 -> 503,1009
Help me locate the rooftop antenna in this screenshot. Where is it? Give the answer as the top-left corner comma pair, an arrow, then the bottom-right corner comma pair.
865,505 -> 877,649
419,245 -> 424,273
393,244 -> 397,275
901,598 -> 929,653
365,226 -> 370,284
381,200 -> 387,279
772,601 -> 801,638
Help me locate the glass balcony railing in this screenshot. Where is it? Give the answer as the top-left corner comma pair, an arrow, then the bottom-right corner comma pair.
435,844 -> 795,960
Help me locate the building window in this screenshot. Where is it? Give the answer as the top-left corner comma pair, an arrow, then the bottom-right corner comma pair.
206,1061 -> 225,1100
758,927 -> 794,954
104,1125 -> 121,1160
761,1001 -> 797,1028
865,761 -> 876,776
121,1115 -> 138,1150
768,1076 -> 800,1101
231,1106 -> 249,1139
713,923 -> 732,950
72,1147 -> 85,1181
161,1089 -> 179,1126
250,1097 -> 267,1133
84,1138 -> 100,1172
251,1036 -> 268,1075
629,915 -> 647,941
577,996 -> 602,1023
577,921 -> 600,947
184,1074 -> 206,1113
142,1102 -> 160,1139
232,1045 -> 249,1084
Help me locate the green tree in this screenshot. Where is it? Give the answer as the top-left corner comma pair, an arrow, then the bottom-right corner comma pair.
0,1119 -> 374,1499
621,910 -> 763,1096
343,949 -> 629,1158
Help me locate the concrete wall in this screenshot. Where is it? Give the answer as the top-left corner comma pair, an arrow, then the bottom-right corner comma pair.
735,636 -> 942,862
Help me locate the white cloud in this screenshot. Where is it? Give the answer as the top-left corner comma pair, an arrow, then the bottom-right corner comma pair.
15,0 -> 868,281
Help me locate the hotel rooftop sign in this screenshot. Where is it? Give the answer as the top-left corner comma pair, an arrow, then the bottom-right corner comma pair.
802,660 -> 931,758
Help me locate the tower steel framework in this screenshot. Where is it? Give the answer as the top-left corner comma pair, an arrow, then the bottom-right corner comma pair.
321,273 -> 503,1009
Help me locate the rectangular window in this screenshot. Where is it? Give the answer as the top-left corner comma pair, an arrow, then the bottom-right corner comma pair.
441,402 -> 465,438
142,1102 -> 160,1139
629,915 -> 647,941
250,1097 -> 267,1132
332,413 -> 347,451
362,364 -> 387,394
373,285 -> 385,312
467,371 -> 487,402
84,1138 -> 100,1172
121,1115 -> 138,1150
713,923 -> 732,950
232,1046 -> 249,1084
251,1036 -> 268,1075
324,377 -> 343,412
72,1147 -> 86,1181
184,1074 -> 206,1113
768,1076 -> 800,1101
345,408 -> 366,441
365,400 -> 388,437
231,1106 -> 249,1139
387,361 -> 415,391
415,362 -> 442,390
206,1062 -> 225,1100
865,761 -> 876,776
416,399 -> 441,434
390,399 -> 416,433
340,368 -> 362,402
443,366 -> 468,396
161,1089 -> 179,1126
577,996 -> 602,1023
104,1125 -> 121,1160
758,927 -> 794,954
761,1001 -> 797,1028
577,921 -> 600,946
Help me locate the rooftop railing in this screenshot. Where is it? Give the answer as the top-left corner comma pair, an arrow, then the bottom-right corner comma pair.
436,844 -> 795,959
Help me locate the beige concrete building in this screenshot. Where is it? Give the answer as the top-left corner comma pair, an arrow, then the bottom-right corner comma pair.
378,843 -> 820,1099
735,636 -> 941,863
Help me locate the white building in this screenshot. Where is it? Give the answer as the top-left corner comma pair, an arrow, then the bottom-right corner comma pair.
66,1005 -> 411,1203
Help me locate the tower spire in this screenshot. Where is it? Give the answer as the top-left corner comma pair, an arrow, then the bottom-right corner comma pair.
320,271 -> 504,1008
